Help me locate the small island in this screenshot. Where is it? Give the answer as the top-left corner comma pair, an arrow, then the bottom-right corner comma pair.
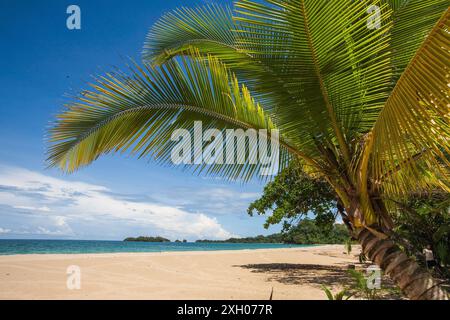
124,236 -> 171,242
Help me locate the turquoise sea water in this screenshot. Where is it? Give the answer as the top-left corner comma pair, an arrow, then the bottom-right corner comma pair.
0,240 -> 311,255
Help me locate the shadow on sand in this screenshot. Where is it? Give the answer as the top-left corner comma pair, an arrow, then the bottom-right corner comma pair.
236,263 -> 352,287
235,263 -> 404,299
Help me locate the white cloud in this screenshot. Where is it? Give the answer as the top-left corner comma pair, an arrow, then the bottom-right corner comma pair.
35,226 -> 66,236
13,205 -> 51,212
0,165 -> 234,240
0,227 -> 11,234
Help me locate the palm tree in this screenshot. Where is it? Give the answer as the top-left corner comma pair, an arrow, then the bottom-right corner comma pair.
47,0 -> 449,299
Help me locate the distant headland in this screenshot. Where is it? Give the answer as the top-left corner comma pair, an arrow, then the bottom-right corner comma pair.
124,236 -> 171,242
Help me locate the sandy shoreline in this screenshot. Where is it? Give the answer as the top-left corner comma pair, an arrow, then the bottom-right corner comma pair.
0,245 -> 360,300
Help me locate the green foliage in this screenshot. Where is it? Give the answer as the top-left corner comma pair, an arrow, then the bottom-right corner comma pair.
346,269 -> 380,300
322,269 -> 392,300
322,268 -> 405,300
47,51 -> 292,181
124,236 -> 170,242
282,219 -> 349,244
392,191 -> 450,276
196,235 -> 283,244
197,219 -> 349,244
321,286 -> 353,300
246,163 -> 351,245
247,162 -> 339,230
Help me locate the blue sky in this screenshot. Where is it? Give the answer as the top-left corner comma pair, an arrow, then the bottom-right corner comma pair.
0,0 -> 281,241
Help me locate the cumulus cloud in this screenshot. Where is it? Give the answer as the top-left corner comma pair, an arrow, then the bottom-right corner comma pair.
0,165 -> 234,240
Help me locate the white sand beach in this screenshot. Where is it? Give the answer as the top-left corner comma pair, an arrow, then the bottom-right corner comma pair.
0,245 -> 365,300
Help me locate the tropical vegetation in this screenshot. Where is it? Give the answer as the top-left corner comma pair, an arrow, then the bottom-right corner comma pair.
247,162 -> 347,231
323,269 -> 405,300
124,236 -> 171,242
197,219 -> 349,244
47,0 -> 450,299
392,191 -> 450,278
250,163 -> 450,278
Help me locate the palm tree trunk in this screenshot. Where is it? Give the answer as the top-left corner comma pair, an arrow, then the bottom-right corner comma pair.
357,228 -> 449,300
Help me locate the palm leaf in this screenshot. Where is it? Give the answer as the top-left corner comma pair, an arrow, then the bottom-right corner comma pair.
47,52 -> 296,180
141,3 -> 324,162
384,0 -> 450,82
143,5 -> 245,66
365,8 -> 450,197
321,285 -> 335,300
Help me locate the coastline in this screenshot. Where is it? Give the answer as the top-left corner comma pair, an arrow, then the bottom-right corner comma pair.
0,239 -> 312,256
0,246 -> 320,258
0,245 -> 361,300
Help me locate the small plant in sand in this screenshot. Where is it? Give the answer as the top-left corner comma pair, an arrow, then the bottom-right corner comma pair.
322,286 -> 353,300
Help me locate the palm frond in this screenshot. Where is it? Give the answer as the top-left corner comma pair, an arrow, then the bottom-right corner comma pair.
47,52 -> 297,180
384,0 -> 449,82
366,8 -> 450,196
141,4 -> 306,126
143,5 -> 246,66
